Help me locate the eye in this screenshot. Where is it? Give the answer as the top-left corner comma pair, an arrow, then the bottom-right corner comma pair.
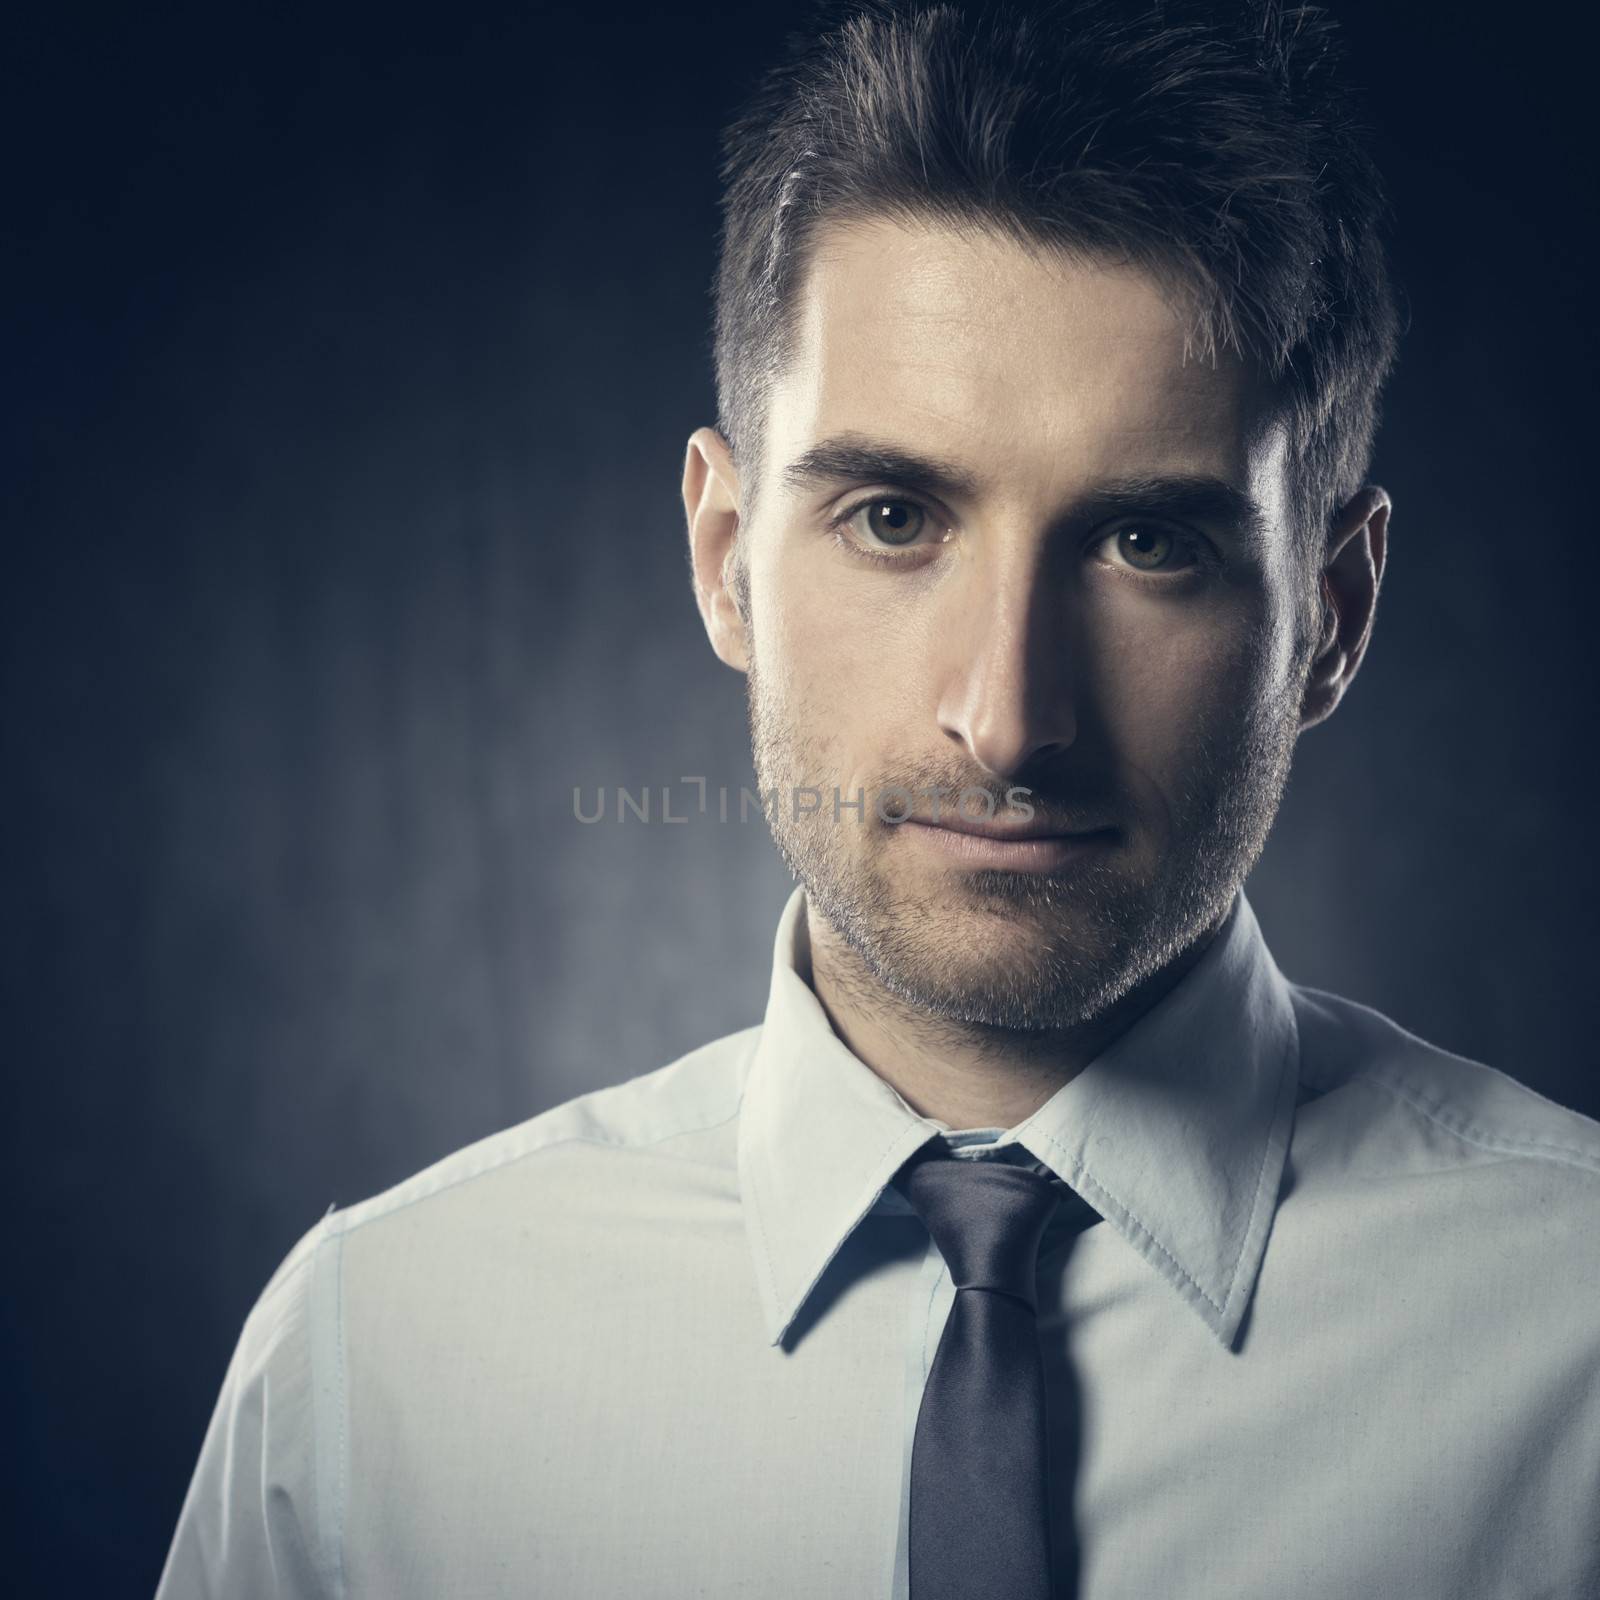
833,495 -> 941,555
1094,522 -> 1202,576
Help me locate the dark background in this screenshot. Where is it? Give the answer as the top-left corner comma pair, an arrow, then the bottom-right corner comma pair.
5,1 -> 1596,1592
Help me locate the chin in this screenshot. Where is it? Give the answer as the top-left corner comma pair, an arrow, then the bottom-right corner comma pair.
870,954 -> 1122,1034
899,855 -> 1136,926
851,901 -> 1126,1025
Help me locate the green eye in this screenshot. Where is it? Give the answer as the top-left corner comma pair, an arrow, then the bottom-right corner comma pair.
1115,524 -> 1190,571
860,500 -> 925,546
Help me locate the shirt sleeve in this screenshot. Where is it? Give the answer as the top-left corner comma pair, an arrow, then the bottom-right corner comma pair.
155,1213 -> 344,1600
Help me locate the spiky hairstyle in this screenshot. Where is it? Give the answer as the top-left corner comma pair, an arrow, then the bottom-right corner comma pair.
711,0 -> 1400,555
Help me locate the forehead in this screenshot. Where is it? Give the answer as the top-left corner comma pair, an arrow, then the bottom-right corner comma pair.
767,216 -> 1281,505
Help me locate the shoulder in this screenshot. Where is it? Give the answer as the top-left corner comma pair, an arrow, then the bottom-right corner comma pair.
1289,980 -> 1600,1184
199,1026 -> 760,1480
220,1209 -> 334,1387
324,1023 -> 759,1251
1283,983 -> 1600,1389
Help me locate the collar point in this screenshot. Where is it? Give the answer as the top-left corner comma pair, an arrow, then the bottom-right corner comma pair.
1196,1288 -> 1251,1352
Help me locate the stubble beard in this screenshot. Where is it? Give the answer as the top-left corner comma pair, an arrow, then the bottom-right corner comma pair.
744,641 -> 1304,1036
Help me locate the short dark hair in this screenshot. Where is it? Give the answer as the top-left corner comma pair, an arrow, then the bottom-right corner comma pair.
711,0 -> 1400,564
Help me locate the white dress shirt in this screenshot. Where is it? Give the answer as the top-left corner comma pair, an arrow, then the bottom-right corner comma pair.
157,886 -> 1600,1598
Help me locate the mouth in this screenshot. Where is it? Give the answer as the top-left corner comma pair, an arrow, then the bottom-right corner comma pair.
896,818 -> 1119,873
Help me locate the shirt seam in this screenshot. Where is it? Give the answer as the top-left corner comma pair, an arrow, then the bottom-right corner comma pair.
335,1224 -> 348,1600
1024,1004 -> 1299,1325
738,1100 -> 782,1340
1291,983 -> 1600,1172
1326,1067 -> 1600,1176
1226,1000 -> 1302,1321
330,1103 -> 744,1244
754,1117 -> 927,1346
311,1099 -> 745,1585
304,1215 -> 348,1600
1026,1129 -> 1225,1315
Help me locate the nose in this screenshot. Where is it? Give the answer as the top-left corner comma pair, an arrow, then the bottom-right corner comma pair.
934,544 -> 1078,779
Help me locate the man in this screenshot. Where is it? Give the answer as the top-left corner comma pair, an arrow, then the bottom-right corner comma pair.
158,2 -> 1600,1596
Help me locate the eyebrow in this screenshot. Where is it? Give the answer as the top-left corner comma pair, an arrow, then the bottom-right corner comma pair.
779,432 -> 1272,542
781,434 -> 984,503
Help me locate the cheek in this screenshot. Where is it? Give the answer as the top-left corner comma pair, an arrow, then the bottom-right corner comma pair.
756,542 -> 931,712
1087,589 -> 1286,759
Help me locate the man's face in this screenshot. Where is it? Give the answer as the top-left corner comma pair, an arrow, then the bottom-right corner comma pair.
735,217 -> 1314,1031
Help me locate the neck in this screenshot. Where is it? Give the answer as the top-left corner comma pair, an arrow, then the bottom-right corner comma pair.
801,901 -> 1228,1131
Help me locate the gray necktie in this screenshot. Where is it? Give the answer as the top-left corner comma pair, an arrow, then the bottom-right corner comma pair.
894,1139 -> 1098,1600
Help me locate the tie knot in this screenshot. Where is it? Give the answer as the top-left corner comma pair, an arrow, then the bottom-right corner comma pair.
893,1144 -> 1063,1310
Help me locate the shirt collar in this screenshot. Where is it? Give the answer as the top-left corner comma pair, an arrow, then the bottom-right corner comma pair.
737,884 -> 1301,1351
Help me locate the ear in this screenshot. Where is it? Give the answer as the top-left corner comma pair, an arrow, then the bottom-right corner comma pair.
1300,485 -> 1391,730
682,426 -> 750,673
